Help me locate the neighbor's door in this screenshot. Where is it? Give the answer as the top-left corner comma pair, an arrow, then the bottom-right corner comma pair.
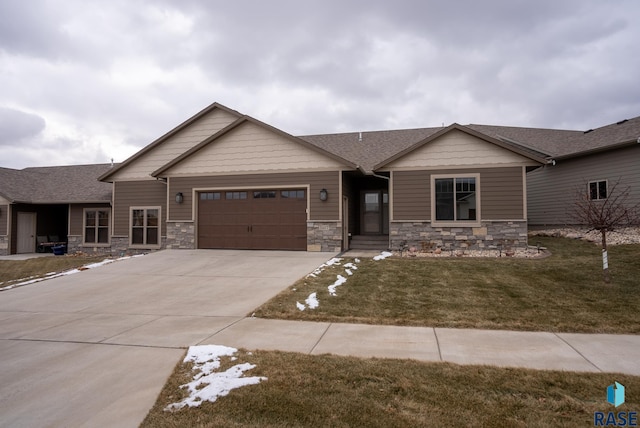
17,212 -> 37,253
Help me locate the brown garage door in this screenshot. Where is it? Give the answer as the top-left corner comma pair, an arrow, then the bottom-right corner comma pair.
198,189 -> 307,250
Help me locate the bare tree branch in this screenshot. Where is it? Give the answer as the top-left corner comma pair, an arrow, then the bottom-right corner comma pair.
571,177 -> 640,284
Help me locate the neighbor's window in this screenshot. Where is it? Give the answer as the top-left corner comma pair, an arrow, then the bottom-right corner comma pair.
434,176 -> 478,222
84,209 -> 110,244
589,180 -> 607,200
131,207 -> 160,246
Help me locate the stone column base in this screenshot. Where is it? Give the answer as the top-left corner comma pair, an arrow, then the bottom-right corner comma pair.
307,221 -> 342,252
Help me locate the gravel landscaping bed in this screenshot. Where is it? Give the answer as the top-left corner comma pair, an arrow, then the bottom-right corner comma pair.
529,226 -> 640,245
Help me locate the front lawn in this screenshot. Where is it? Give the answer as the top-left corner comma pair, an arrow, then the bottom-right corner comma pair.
143,349 -> 640,427
0,255 -> 106,289
253,237 -> 640,333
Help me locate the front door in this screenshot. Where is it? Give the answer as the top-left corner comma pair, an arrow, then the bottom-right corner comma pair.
361,191 -> 388,235
17,212 -> 36,253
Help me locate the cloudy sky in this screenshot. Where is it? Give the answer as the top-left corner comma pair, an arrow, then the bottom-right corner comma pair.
1,0 -> 639,169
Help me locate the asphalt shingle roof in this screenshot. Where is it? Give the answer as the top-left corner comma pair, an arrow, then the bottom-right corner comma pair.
299,127 -> 444,172
0,164 -> 114,203
301,115 -> 640,169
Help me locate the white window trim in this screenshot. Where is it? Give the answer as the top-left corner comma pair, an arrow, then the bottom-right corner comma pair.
588,179 -> 608,201
82,208 -> 111,246
129,206 -> 162,249
430,173 -> 482,227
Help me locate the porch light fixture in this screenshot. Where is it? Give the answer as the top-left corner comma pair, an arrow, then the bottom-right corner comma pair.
175,192 -> 184,204
319,188 -> 328,201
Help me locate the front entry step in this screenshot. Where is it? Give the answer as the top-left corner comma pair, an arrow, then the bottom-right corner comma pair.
349,235 -> 389,250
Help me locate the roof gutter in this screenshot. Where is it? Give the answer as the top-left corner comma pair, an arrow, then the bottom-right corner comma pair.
357,166 -> 390,181
550,139 -> 638,162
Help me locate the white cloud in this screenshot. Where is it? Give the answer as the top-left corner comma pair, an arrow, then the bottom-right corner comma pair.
1,0 -> 639,169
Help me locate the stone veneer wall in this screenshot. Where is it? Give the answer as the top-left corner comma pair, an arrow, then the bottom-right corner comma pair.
307,221 -> 342,252
166,222 -> 196,249
67,235 -> 164,256
0,236 -> 8,256
389,221 -> 528,251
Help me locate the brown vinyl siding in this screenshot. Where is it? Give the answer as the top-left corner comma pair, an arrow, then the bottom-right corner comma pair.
392,167 -> 524,221
168,171 -> 340,221
527,146 -> 640,225
480,167 -> 524,219
0,205 -> 8,235
69,203 -> 111,236
392,171 -> 430,220
114,181 -> 167,236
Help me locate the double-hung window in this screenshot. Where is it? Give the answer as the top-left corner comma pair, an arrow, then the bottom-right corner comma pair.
588,180 -> 607,200
432,174 -> 480,224
84,209 -> 110,244
131,207 -> 160,247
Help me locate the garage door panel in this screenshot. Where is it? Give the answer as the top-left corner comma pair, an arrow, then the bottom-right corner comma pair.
198,188 -> 307,250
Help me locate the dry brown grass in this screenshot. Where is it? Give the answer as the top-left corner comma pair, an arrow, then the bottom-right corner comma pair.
0,255 -> 107,287
143,349 -> 640,427
253,237 -> 640,333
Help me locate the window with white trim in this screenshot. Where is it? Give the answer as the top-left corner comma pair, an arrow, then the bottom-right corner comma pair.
589,180 -> 607,200
131,207 -> 160,247
84,209 -> 110,244
432,175 -> 479,223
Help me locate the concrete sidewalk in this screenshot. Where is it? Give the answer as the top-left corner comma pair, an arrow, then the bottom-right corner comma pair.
205,318 -> 640,376
1,249 -> 639,428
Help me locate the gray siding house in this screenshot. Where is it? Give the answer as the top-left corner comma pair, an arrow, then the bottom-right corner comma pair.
470,117 -> 640,226
1,102 -> 637,256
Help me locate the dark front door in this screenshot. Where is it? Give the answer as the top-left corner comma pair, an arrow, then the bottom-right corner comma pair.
361,190 -> 388,235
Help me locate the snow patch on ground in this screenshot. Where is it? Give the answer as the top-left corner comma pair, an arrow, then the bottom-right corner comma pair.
328,275 -> 347,296
297,257 -> 364,310
297,292 -> 320,311
305,292 -> 319,309
165,345 -> 267,411
306,257 -> 343,278
0,254 -> 146,291
373,251 -> 393,261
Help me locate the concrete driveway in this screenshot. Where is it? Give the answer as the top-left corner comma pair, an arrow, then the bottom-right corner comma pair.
0,249 -> 332,428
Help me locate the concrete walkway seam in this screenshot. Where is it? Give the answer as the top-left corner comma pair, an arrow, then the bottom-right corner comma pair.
553,332 -> 602,372
432,327 -> 444,362
309,322 -> 333,355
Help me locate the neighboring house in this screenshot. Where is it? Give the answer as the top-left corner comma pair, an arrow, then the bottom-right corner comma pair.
0,164 -> 113,256
3,102 -> 636,256
470,117 -> 640,226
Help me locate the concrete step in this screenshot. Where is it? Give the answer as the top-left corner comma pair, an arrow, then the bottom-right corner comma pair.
349,235 -> 390,250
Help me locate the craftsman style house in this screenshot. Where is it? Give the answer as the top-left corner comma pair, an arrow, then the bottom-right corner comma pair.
1,102 -> 638,256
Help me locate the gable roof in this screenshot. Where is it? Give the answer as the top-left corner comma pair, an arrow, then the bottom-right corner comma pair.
0,164 -> 114,204
468,115 -> 640,159
151,115 -> 358,177
299,127 -> 444,173
99,102 -> 243,181
372,124 -> 549,170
